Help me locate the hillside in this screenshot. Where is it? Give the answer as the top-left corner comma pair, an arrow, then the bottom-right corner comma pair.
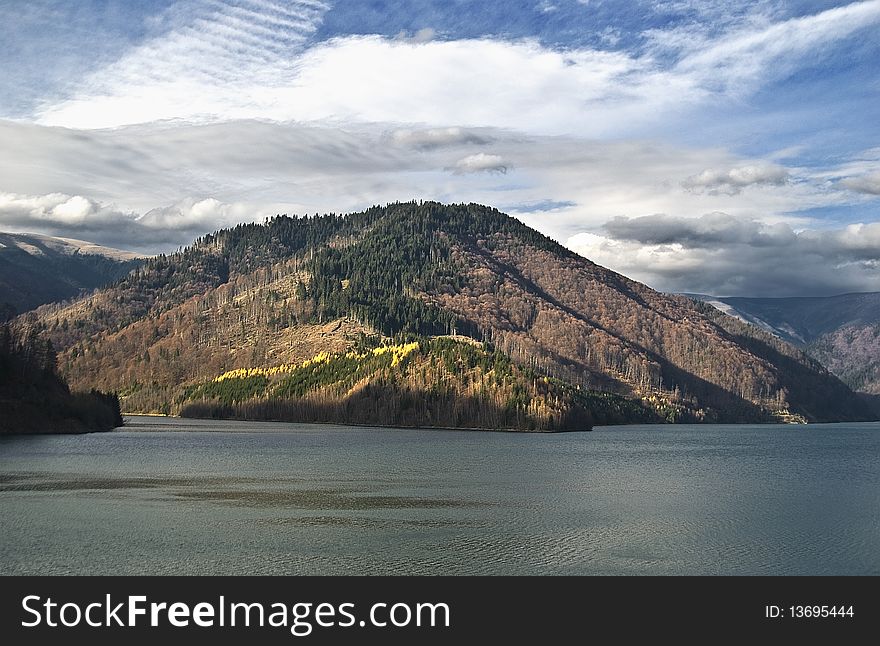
25,202 -> 874,427
695,293 -> 880,395
0,322 -> 123,434
0,232 -> 142,320
179,338 -> 655,430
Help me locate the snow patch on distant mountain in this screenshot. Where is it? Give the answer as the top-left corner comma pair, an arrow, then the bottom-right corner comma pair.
776,323 -> 806,344
684,293 -> 805,344
4,233 -> 142,261
704,299 -> 744,319
13,241 -> 45,257
0,231 -> 144,318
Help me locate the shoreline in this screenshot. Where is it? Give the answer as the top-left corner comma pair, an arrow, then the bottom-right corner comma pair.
120,414 -> 880,433
122,414 -> 591,434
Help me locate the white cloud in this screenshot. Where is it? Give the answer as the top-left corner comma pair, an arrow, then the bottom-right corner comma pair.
682,163 -> 789,194
672,0 -> 880,95
50,195 -> 95,222
138,197 -> 256,231
0,191 -> 267,251
449,153 -> 509,174
34,2 -> 880,135
0,191 -> 131,234
36,0 -> 330,128
841,171 -> 880,195
35,35 -> 652,134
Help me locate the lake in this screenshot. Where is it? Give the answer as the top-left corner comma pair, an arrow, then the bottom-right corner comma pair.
1,417 -> 878,575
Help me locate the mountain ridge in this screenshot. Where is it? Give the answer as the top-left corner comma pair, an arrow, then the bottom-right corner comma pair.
692,292 -> 880,396
0,231 -> 143,320
22,202 -> 874,428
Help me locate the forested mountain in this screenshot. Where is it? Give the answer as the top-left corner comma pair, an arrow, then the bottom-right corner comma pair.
694,293 -> 880,395
0,232 -> 142,320
23,202 -> 874,428
0,322 -> 122,434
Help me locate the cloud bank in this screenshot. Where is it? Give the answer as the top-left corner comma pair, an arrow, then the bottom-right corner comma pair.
0,192 -> 266,252
569,213 -> 880,297
0,118 -> 871,265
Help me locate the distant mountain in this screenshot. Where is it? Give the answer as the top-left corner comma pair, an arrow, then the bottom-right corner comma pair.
0,232 -> 142,320
692,293 -> 880,395
25,202 -> 873,428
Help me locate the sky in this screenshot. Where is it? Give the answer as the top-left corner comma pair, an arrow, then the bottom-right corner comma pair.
0,0 -> 878,297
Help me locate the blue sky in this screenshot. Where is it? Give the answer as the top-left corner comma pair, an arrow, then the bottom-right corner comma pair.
0,0 -> 878,296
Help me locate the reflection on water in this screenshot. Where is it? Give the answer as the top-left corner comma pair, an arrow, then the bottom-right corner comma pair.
1,416 -> 879,575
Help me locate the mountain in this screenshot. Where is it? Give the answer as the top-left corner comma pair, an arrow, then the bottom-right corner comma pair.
23,202 -> 874,428
692,292 -> 880,346
0,322 -> 123,434
692,293 -> 880,395
0,232 -> 142,320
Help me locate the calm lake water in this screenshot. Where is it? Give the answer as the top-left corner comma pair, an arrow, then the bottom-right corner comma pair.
1,417 -> 879,575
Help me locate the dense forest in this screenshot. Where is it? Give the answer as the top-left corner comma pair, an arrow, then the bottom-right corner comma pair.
24,201 -> 875,427
698,292 -> 880,398
810,323 -> 880,395
179,338 -> 658,430
0,322 -> 122,434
